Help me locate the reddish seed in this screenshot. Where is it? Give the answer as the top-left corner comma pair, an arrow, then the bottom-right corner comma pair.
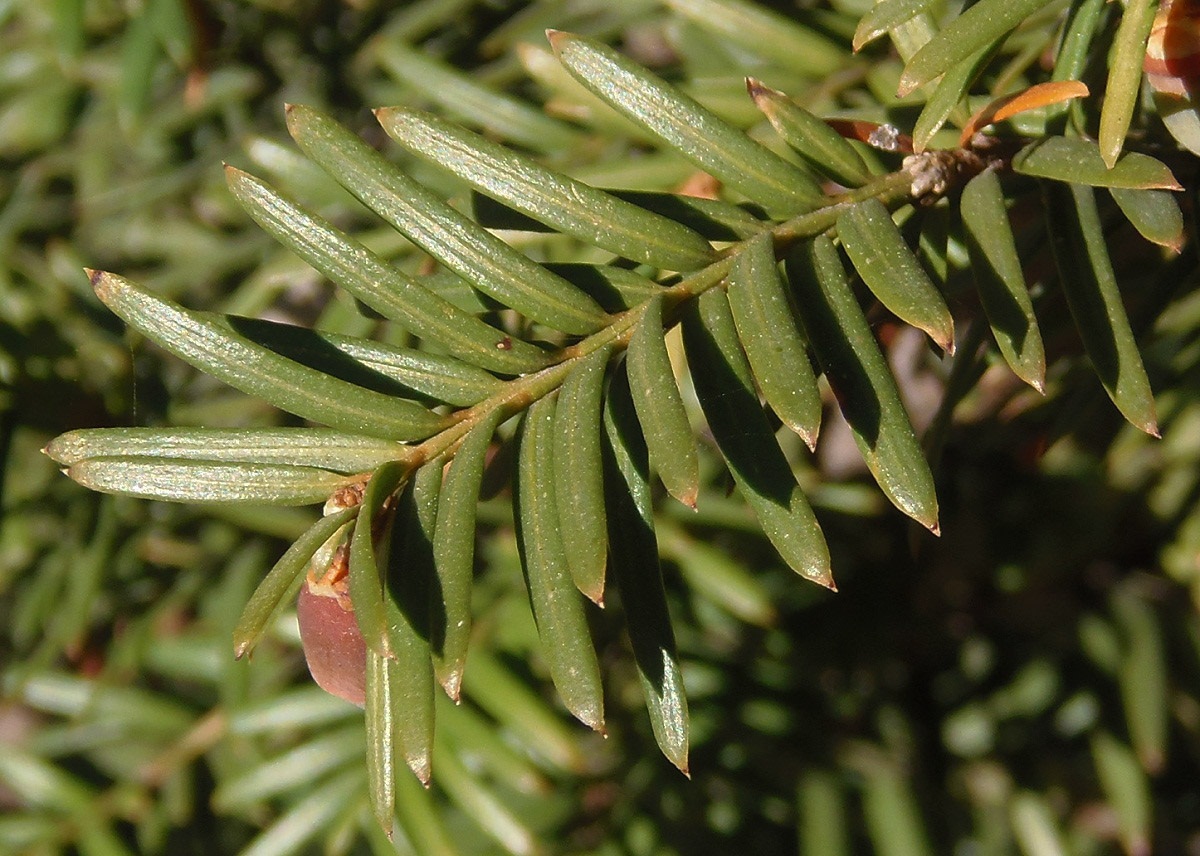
296,565 -> 367,706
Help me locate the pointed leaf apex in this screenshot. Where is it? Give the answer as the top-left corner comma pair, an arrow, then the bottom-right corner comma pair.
897,73 -> 918,98
283,104 -> 303,133
572,709 -> 604,733
809,568 -> 837,591
545,29 -> 569,50
440,671 -> 463,702
408,756 -> 432,787
745,77 -> 770,100
928,520 -> 941,536
579,703 -> 605,733
89,269 -> 116,299
799,428 -> 819,453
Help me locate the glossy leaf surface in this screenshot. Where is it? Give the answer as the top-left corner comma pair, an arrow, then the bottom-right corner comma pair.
1013,137 -> 1181,190
627,296 -> 700,507
375,106 -> 714,272
1042,182 -> 1158,435
549,31 -> 823,214
837,199 -> 955,352
515,396 -> 605,731
226,169 -> 550,374
898,0 -> 1052,95
431,410 -> 504,699
383,462 -> 440,783
750,80 -> 870,187
553,347 -> 612,605
1098,0 -> 1157,167
91,272 -> 447,440
960,170 -> 1046,390
787,237 -> 939,532
349,461 -> 409,659
854,0 -> 939,50
682,289 -> 833,588
66,458 -> 356,505
48,428 -> 406,474
727,231 -> 822,448
287,104 -> 607,335
1109,187 -> 1184,251
603,365 -> 690,774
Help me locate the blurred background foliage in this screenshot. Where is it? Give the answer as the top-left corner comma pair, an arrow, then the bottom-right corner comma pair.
3,0 -> 1200,854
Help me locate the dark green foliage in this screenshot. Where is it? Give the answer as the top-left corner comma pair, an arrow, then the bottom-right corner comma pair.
4,1 -> 1200,854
